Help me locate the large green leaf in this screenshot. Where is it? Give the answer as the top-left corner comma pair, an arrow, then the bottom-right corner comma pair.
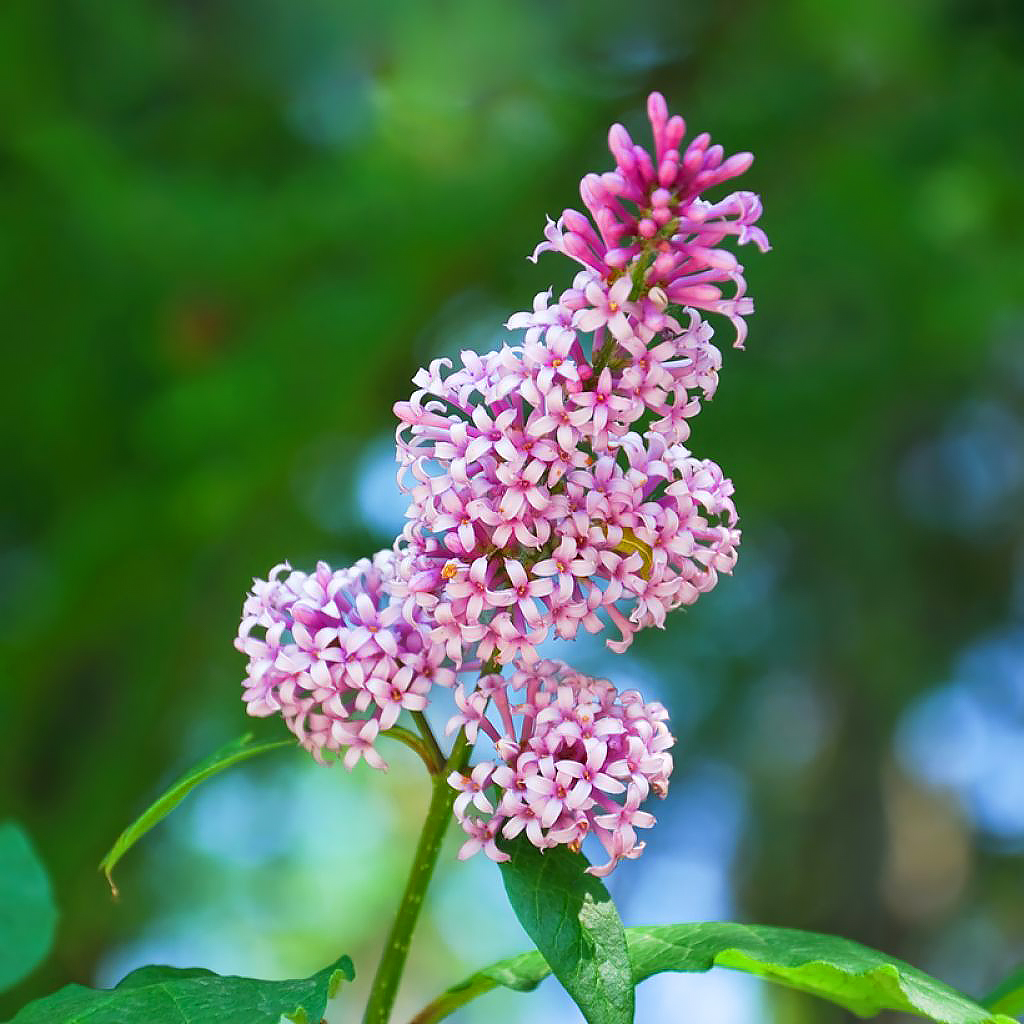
4,954 -> 354,1024
411,922 -> 1017,1024
497,839 -> 634,1024
99,733 -> 294,895
0,823 -> 58,992
983,966 -> 1024,1017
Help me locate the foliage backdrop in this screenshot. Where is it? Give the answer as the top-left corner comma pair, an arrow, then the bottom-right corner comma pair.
1,0 -> 1022,1020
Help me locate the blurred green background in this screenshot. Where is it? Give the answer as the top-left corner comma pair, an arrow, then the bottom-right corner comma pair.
2,0 -> 1023,1021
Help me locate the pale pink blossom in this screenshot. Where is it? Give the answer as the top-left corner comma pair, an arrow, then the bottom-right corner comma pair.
457,815 -> 509,863
449,762 -> 496,818
533,537 -> 596,601
573,275 -> 635,342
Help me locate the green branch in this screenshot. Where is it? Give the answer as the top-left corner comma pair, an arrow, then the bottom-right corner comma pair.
361,730 -> 472,1024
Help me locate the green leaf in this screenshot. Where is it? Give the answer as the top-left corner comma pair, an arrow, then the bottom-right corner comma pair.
410,949 -> 549,1024
497,838 -> 634,1024
3,954 -> 354,1024
412,923 -> 1018,1024
983,965 -> 1024,1017
99,733 -> 294,896
0,823 -> 58,992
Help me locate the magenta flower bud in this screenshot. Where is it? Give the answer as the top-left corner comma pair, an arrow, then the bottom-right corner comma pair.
681,146 -> 705,178
670,282 -> 722,302
657,155 -> 679,188
604,247 -> 633,269
665,114 -> 686,151
647,90 -> 668,126
634,144 -> 655,183
647,91 -> 669,158
607,124 -> 636,173
651,186 -> 673,207
562,231 -> 602,270
594,207 -> 628,248
524,93 -> 767,346
579,173 -> 607,213
690,130 -> 711,152
558,282 -> 588,312
563,207 -> 595,236
600,171 -> 626,196
653,251 -> 676,277
698,247 -> 740,271
721,151 -> 754,177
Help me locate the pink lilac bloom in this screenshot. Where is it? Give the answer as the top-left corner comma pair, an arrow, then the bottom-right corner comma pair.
446,659 -> 674,876
506,286 -> 727,451
393,343 -> 740,655
235,551 -> 455,769
230,94 -> 764,898
384,97 -> 759,661
528,91 -> 770,349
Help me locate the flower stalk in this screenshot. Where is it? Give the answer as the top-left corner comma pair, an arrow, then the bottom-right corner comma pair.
361,730 -> 471,1024
411,711 -> 447,776
381,726 -> 441,775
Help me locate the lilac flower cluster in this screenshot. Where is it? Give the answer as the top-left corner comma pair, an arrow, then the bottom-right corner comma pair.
392,336 -> 739,659
235,553 -> 451,769
446,660 -> 674,876
236,92 -> 767,874
391,91 -> 765,663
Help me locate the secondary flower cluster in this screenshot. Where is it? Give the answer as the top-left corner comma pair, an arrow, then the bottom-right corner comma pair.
235,553 -> 452,769
236,92 -> 767,874
447,660 -> 674,876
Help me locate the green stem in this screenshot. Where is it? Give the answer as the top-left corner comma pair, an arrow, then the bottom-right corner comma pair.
381,726 -> 440,775
411,711 -> 446,775
362,731 -> 471,1024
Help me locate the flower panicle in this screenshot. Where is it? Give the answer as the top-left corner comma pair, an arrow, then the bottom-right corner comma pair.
447,659 -> 674,877
392,339 -> 739,664
235,91 -> 766,876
